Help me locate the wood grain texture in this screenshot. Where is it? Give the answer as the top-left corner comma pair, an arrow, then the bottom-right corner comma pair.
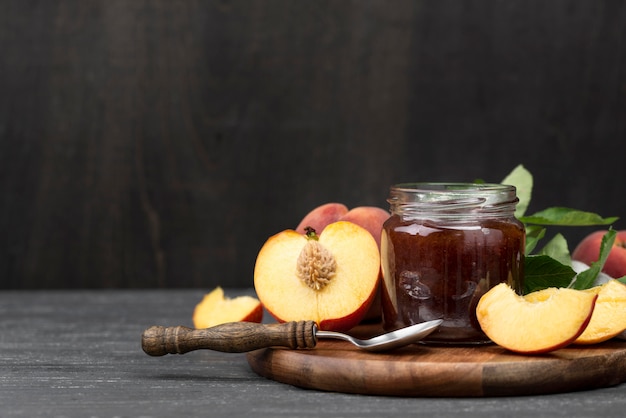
247,339 -> 626,397
1,1 -> 625,288
3,288 -> 626,416
141,321 -> 317,355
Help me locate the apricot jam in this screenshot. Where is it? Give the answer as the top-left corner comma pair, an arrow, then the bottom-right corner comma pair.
381,183 -> 525,344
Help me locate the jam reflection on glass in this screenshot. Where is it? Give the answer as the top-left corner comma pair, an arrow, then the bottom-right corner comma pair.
381,215 -> 524,344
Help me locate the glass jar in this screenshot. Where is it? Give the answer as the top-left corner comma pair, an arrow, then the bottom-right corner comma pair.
380,183 -> 525,344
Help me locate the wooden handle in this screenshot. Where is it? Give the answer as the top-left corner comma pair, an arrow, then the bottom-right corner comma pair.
141,320 -> 317,356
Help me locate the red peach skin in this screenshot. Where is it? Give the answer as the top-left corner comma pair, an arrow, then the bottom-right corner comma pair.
295,203 -> 349,235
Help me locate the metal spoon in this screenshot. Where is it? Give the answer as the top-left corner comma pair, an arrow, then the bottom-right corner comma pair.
315,319 -> 443,352
142,319 -> 442,356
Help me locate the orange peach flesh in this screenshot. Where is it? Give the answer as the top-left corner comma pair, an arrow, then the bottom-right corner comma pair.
574,280 -> 626,344
192,287 -> 263,329
477,283 -> 597,354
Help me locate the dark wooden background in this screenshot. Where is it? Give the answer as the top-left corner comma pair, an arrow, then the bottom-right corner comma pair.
1,1 -> 625,289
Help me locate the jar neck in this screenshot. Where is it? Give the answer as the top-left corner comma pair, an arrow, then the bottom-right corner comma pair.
388,183 -> 519,221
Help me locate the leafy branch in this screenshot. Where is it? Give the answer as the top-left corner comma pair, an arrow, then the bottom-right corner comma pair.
499,165 -> 622,294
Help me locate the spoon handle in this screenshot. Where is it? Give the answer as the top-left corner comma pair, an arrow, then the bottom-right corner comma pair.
141,320 -> 317,355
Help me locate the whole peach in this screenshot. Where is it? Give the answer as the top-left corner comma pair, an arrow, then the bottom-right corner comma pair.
295,203 -> 348,235
572,230 -> 626,279
339,206 -> 390,249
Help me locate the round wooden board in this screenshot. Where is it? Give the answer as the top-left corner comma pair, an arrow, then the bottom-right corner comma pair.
246,328 -> 626,397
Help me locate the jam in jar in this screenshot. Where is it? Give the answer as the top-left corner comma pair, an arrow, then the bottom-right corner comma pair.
381,183 -> 525,344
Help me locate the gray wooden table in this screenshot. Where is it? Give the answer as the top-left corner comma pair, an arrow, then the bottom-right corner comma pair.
2,289 -> 626,417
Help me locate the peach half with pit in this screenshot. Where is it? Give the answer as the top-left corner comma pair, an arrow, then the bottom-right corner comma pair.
192,287 -> 263,329
295,203 -> 390,320
476,283 -> 597,354
254,221 -> 380,332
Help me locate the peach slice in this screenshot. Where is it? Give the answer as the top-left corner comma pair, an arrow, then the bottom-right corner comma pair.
254,221 -> 380,332
476,283 -> 597,354
573,279 -> 626,344
192,287 -> 263,329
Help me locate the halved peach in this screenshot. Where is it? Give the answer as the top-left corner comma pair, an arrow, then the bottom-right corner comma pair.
573,279 -> 626,344
254,221 -> 380,332
476,283 -> 597,354
296,203 -> 389,321
192,287 -> 263,329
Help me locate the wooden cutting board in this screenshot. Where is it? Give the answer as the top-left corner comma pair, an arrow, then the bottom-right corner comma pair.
246,324 -> 626,397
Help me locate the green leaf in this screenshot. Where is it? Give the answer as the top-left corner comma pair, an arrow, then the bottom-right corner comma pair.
520,207 -> 618,226
497,165 -> 621,293
538,233 -> 571,266
501,164 -> 533,218
569,229 -> 616,290
524,225 -> 545,255
618,277 -> 626,285
523,254 -> 576,294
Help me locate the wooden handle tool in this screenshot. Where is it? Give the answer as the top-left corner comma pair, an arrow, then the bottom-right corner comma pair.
141,320 -> 317,356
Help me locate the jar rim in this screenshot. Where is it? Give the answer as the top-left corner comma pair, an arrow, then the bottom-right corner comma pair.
390,182 -> 515,193
388,182 -> 518,218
